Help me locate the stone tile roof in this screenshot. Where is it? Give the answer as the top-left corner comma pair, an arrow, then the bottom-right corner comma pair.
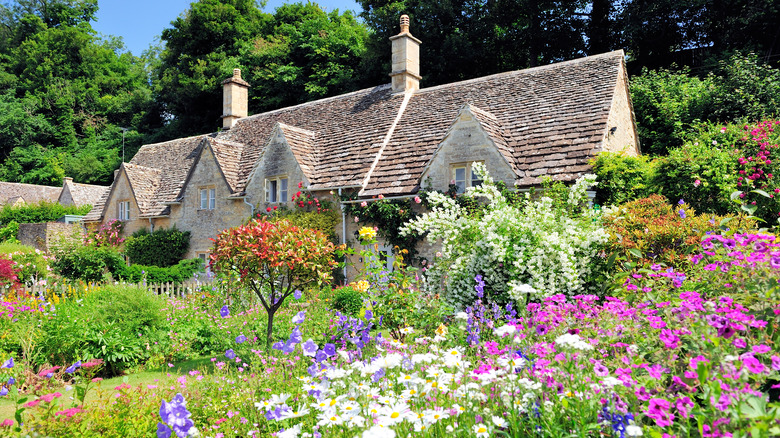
123,163 -> 163,217
0,182 -> 61,205
219,85 -> 403,191
208,138 -> 244,193
362,51 -> 622,195
89,51 -> 626,218
61,179 -> 108,207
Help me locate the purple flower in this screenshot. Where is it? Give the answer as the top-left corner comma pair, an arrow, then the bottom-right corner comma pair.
771,256 -> 780,269
294,289 -> 302,300
371,368 -> 385,383
272,341 -> 284,351
220,305 -> 230,318
743,356 -> 765,374
281,340 -> 296,355
678,209 -> 686,219
65,361 -> 81,374
289,327 -> 303,344
718,325 -> 736,339
225,349 -> 236,360
235,335 -> 247,344
7,377 -> 14,385
646,398 -> 674,427
314,350 -> 327,363
1,358 -> 13,369
535,324 -> 549,336
323,343 -> 336,357
0,387 -> 7,397
678,199 -> 685,205
292,311 -> 306,325
302,339 -> 319,357
157,423 -> 172,438
659,329 -> 679,349
364,309 -> 373,320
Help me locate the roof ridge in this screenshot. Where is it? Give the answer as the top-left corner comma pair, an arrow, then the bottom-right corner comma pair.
415,50 -> 624,96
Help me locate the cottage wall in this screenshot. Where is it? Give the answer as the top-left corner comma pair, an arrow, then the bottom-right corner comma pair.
602,62 -> 640,155
175,146 -> 251,259
420,110 -> 516,192
104,172 -> 146,235
244,130 -> 309,210
18,222 -> 82,253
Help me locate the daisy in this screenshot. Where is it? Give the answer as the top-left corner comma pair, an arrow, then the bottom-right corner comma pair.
473,423 -> 490,438
492,415 -> 508,428
278,405 -> 310,420
316,412 -> 343,427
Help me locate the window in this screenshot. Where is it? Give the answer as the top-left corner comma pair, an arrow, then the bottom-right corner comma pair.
197,253 -> 208,264
118,201 -> 130,221
200,188 -> 216,210
451,162 -> 484,193
265,177 -> 288,203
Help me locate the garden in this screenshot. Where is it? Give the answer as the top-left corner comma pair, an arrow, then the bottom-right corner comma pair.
0,121 -> 779,438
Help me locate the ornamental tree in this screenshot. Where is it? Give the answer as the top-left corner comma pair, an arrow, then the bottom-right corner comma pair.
210,218 -> 337,349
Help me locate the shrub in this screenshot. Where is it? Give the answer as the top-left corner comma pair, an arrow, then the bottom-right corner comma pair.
402,163 -> 607,306
602,194 -> 755,270
709,52 -> 780,123
211,218 -> 337,349
331,286 -> 364,317
0,200 -> 91,226
114,258 -> 202,284
651,127 -> 739,216
0,220 -> 19,243
84,219 -> 124,247
51,244 -> 124,283
124,226 -> 190,267
0,256 -> 18,289
36,284 -> 165,375
590,152 -> 656,206
0,241 -> 51,285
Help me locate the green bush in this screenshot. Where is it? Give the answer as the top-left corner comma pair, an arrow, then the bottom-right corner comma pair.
275,209 -> 341,243
590,152 -> 656,206
0,220 -> 19,243
0,241 -> 50,285
0,200 -> 91,226
114,258 -> 202,284
36,284 -> 165,376
332,286 -> 364,316
51,244 -> 124,283
124,226 -> 190,267
709,53 -> 780,123
651,126 -> 739,216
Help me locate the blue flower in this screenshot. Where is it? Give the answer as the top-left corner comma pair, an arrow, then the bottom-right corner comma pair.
679,209 -> 686,219
289,327 -> 303,344
364,309 -> 373,320
7,378 -> 14,385
220,305 -> 230,318
323,343 -> 336,357
291,311 -> 306,324
678,199 -> 685,205
235,335 -> 247,344
302,339 -> 319,357
281,340 -> 296,355
156,422 -> 172,438
1,358 -> 13,369
225,349 -> 236,360
0,387 -> 7,397
65,360 -> 82,374
294,289 -> 302,300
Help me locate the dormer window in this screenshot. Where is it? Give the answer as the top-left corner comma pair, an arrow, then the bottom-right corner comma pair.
266,177 -> 288,203
451,162 -> 483,193
200,187 -> 216,210
118,200 -> 130,221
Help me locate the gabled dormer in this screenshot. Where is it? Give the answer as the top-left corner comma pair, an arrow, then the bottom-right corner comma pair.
419,104 -> 518,193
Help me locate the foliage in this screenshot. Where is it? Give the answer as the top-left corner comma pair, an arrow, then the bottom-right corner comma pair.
0,256 -> 19,289
83,218 -> 124,247
210,218 -> 337,348
590,152 -> 657,206
342,195 -> 423,259
602,194 -> 755,270
709,53 -> 780,123
114,259 -> 202,285
402,163 -> 607,306
51,244 -> 124,283
330,286 -> 364,317
0,220 -> 19,243
124,226 -> 190,267
0,242 -> 51,286
36,284 -> 165,376
0,200 -> 90,226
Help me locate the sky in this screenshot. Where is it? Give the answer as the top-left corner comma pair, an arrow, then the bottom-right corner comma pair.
92,0 -> 362,56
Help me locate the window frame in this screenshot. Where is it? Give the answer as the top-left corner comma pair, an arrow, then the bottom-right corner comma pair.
118,200 -> 130,221
199,187 -> 216,210
265,176 -> 289,203
450,161 -> 484,193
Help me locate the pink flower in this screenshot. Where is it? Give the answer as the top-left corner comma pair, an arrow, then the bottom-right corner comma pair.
742,356 -> 765,374
353,217 -> 359,223
675,396 -> 694,418
414,196 -> 421,203
647,398 -> 675,427
694,179 -> 701,187
771,355 -> 780,371
659,329 -> 679,349
0,419 -> 12,427
378,194 -> 384,199
360,201 -> 367,207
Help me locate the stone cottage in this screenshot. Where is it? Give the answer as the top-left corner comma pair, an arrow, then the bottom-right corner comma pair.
83,16 -> 640,269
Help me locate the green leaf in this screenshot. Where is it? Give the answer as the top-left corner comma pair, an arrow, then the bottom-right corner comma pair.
719,217 -> 734,227
731,190 -> 744,201
627,248 -> 642,258
751,189 -> 771,198
741,204 -> 758,215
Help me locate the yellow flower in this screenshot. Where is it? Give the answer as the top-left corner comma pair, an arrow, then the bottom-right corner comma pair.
358,226 -> 377,242
435,324 -> 448,336
352,280 -> 370,293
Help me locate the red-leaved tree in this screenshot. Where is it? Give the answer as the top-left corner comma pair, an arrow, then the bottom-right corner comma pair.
210,218 -> 337,349
0,257 -> 19,291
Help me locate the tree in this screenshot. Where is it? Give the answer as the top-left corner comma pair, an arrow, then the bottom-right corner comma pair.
210,218 -> 337,349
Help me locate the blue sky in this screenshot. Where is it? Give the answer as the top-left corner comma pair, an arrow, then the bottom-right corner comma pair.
92,0 -> 362,56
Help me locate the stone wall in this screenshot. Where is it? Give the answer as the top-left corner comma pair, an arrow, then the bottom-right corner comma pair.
18,222 -> 82,253
104,171 -> 147,236
602,61 -> 640,155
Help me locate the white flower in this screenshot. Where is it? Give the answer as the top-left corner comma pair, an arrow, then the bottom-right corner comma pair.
359,425 -> 396,438
626,424 -> 643,437
278,405 -> 310,420
491,415 -> 508,428
454,311 -> 468,320
400,326 -> 414,334
277,424 -> 301,438
472,423 -> 490,438
493,324 -> 517,337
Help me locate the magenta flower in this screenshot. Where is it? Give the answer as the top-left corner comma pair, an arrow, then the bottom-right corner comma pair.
675,396 -> 694,418
659,329 -> 679,349
742,356 -> 766,374
646,398 -> 675,427
771,355 -> 780,371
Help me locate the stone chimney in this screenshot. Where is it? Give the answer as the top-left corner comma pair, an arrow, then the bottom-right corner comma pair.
222,68 -> 250,129
389,15 -> 421,93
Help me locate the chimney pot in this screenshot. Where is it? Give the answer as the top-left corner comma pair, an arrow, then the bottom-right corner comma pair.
222,68 -> 250,130
389,14 -> 421,93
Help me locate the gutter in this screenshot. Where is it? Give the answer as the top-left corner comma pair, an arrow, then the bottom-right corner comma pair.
339,187 -> 347,283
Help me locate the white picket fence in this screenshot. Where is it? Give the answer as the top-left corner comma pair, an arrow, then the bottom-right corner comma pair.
1,279 -> 217,299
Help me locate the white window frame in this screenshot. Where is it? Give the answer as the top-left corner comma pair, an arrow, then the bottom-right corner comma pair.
118,201 -> 130,221
451,162 -> 484,193
200,187 -> 216,210
265,177 -> 289,203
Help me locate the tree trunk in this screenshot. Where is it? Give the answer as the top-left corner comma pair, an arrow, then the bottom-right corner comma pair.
266,308 -> 275,351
